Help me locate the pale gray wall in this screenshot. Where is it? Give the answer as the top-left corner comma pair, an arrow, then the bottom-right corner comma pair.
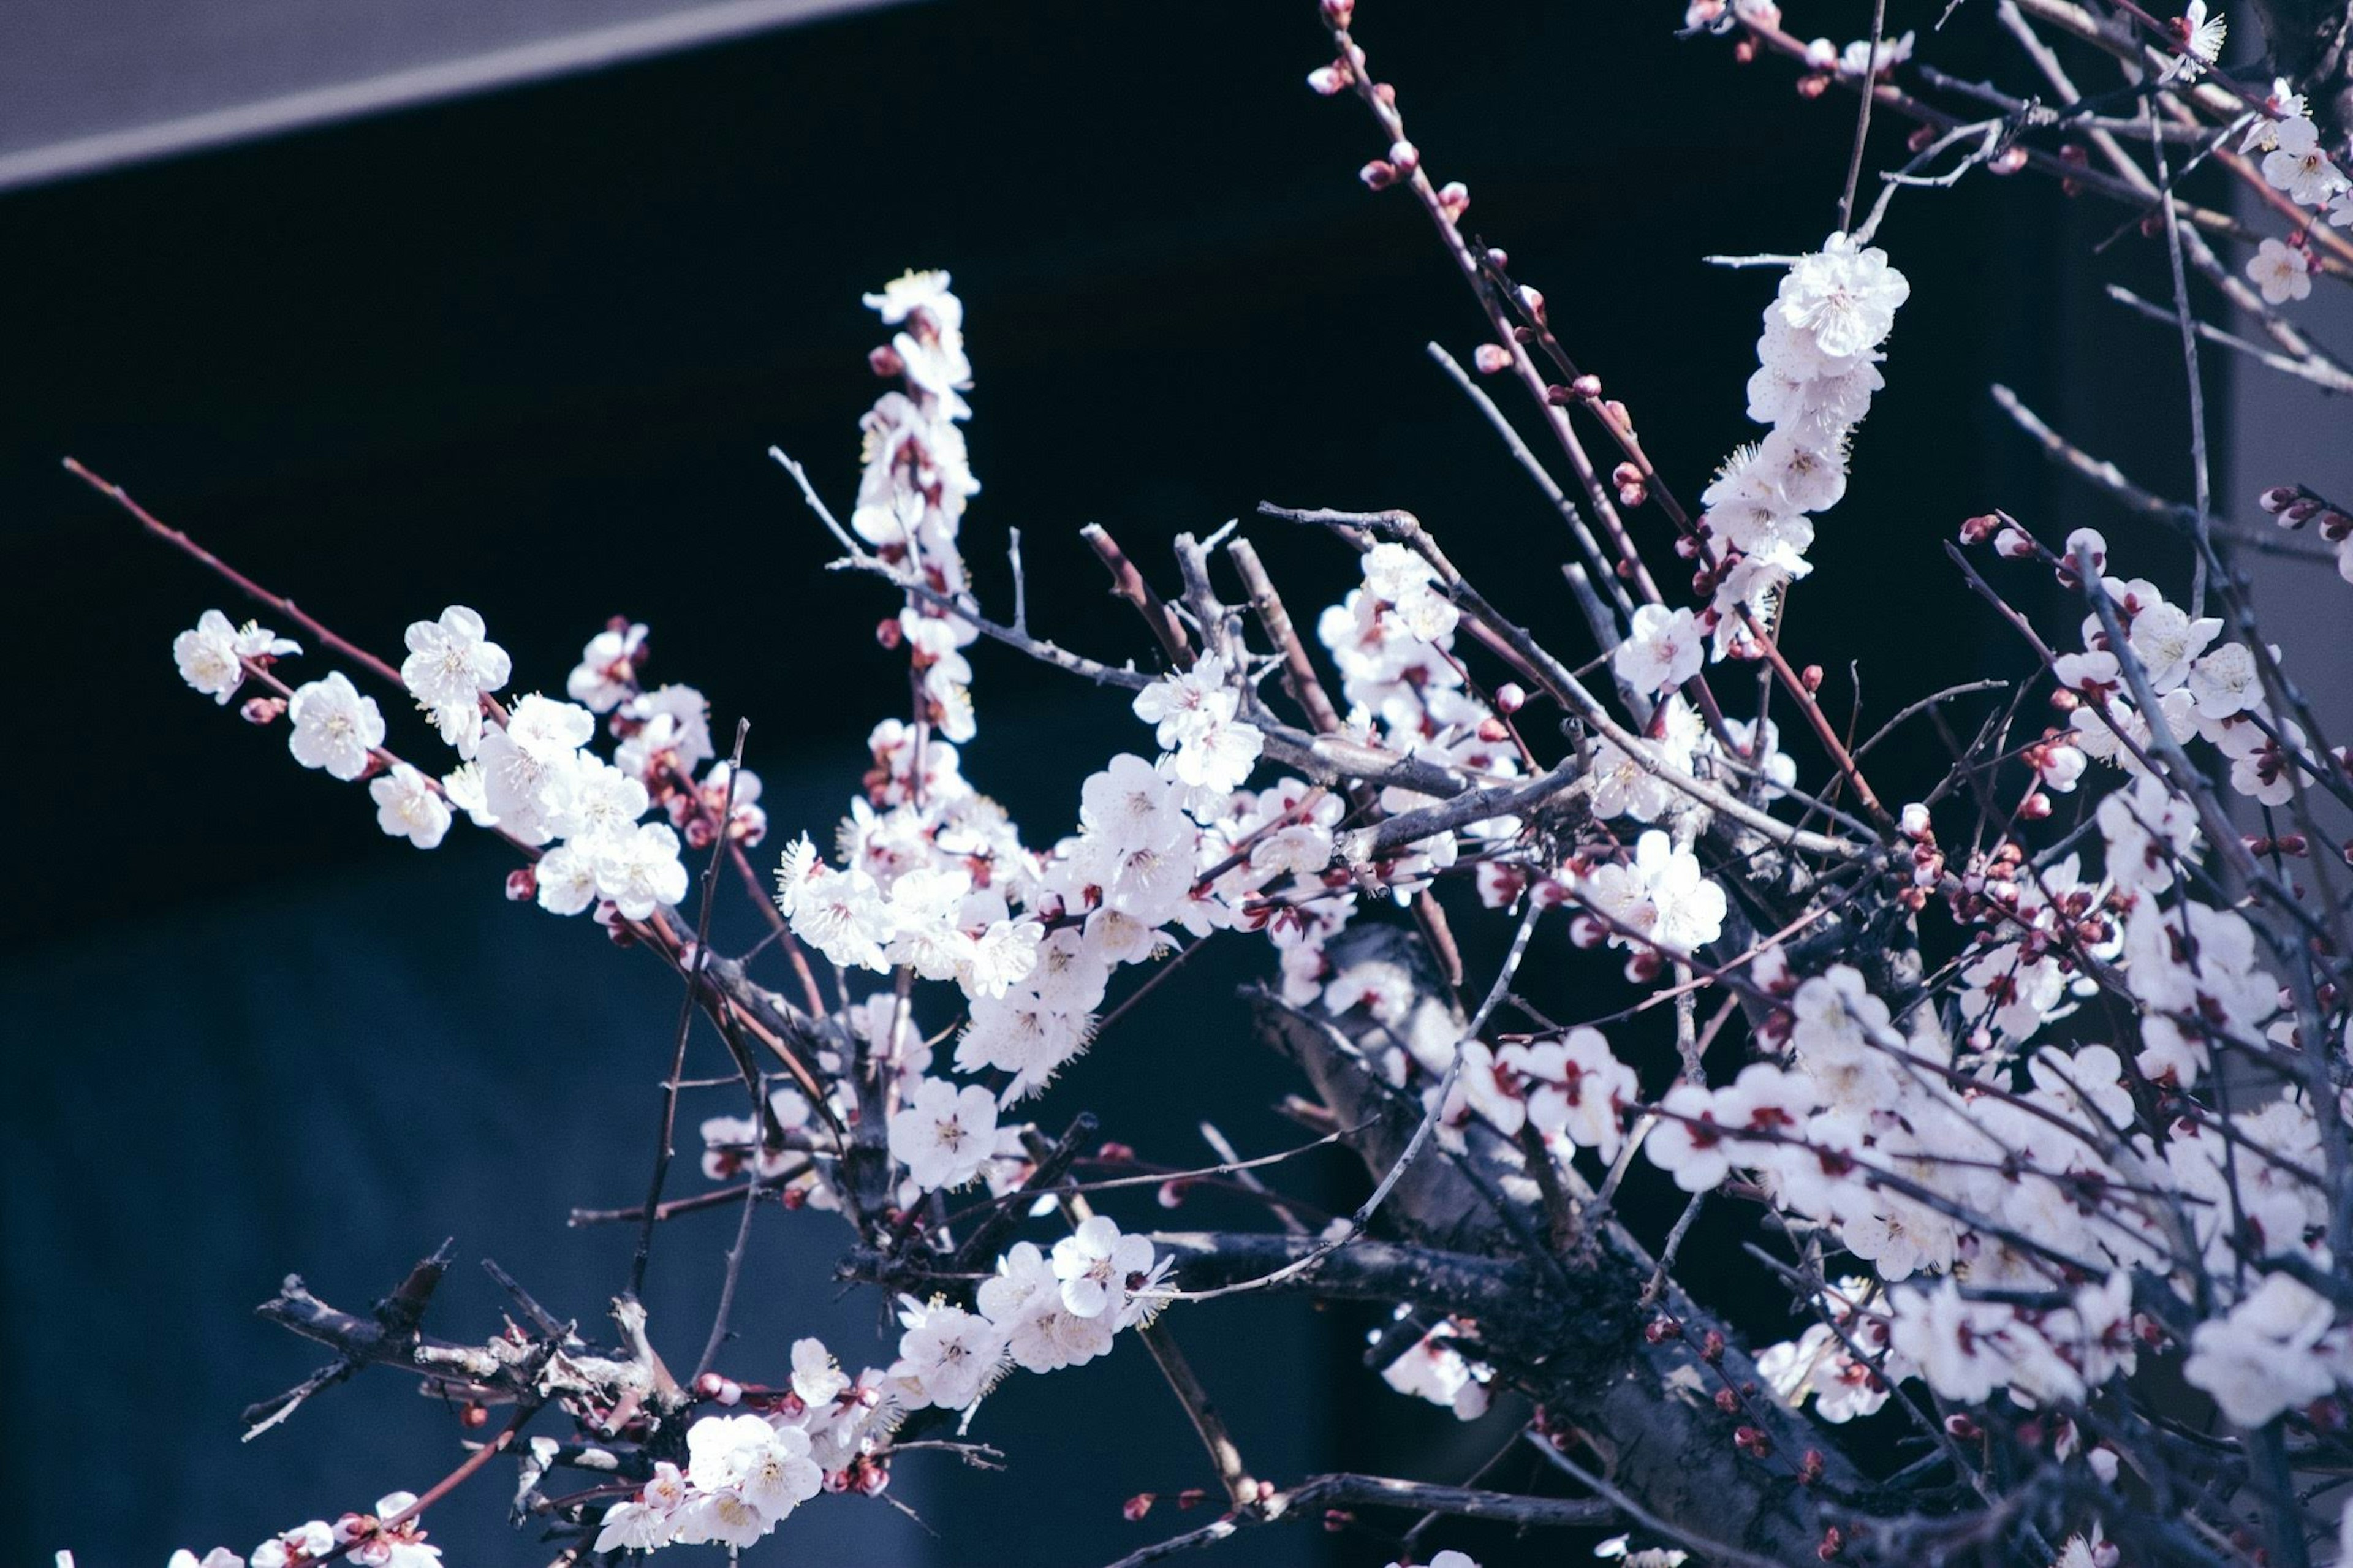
0,0 -> 907,190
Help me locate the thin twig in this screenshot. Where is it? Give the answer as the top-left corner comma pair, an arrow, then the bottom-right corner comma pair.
630,719 -> 751,1298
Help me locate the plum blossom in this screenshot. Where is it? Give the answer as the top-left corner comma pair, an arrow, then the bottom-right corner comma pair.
368,763 -> 451,850
400,605 -> 510,718
286,672 -> 385,781
1050,1214 -> 1156,1319
593,822 -> 688,919
2248,238 -> 2313,305
2183,1273 -> 2341,1426
567,620 -> 647,712
2159,0 -> 2226,83
1613,604 -> 1705,695
891,1297 -> 1005,1411
175,610 -> 300,703
889,1075 -> 999,1191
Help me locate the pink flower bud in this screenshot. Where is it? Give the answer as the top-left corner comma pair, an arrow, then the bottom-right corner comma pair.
1571,373 -> 1603,400
1123,1494 -> 1156,1522
868,344 -> 905,378
1358,159 -> 1398,190
1495,681 -> 1526,713
1990,144 -> 2029,175
1387,139 -> 1419,173
1306,64 -> 1348,95
1436,180 -> 1469,218
1472,343 -> 1511,374
1518,284 -> 1547,323
1320,0 -> 1353,25
2260,485 -> 2297,514
240,695 -> 287,725
505,868 -> 537,902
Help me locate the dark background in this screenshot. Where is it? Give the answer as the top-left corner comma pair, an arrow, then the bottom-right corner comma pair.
2,1 -> 2192,1564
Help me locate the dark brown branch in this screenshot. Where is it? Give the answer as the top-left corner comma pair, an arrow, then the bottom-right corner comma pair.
1082,523 -> 1195,672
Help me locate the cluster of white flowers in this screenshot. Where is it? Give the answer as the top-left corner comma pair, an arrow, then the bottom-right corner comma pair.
2240,78 -> 2346,303
591,1409 -> 824,1551
172,597 -> 751,929
854,269 -> 983,741
592,1210 -> 1167,1555
1294,540 -> 1526,988
1571,828 -> 1729,961
135,1494 -> 441,1568
1755,1278 -> 1908,1424
2040,525 -> 2330,814
1699,234 -> 1908,659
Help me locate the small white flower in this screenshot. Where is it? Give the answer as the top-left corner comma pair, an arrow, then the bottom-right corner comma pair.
174,611 -> 297,703
892,1298 -> 1006,1411
1050,1213 -> 1156,1319
535,841 -> 601,915
286,672 -> 385,781
2248,237 -> 2314,305
2260,121 -> 2346,207
889,1075 -> 1000,1191
400,605 -> 510,711
567,620 -> 647,713
369,763 -> 451,850
1613,604 -> 1705,696
2161,1 -> 2226,83
593,821 -> 689,920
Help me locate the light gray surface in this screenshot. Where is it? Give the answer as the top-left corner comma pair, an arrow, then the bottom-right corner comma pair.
0,0 -> 907,190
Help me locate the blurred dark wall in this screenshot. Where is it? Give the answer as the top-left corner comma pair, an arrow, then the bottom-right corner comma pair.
2,0 -> 2190,1564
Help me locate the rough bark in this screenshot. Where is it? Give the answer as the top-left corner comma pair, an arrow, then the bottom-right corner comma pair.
2253,0 -> 2353,145
1252,922 -> 1860,1565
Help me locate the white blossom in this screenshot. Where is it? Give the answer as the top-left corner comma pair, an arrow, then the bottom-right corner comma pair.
889,1075 -> 999,1191
286,672 -> 385,781
368,763 -> 451,850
